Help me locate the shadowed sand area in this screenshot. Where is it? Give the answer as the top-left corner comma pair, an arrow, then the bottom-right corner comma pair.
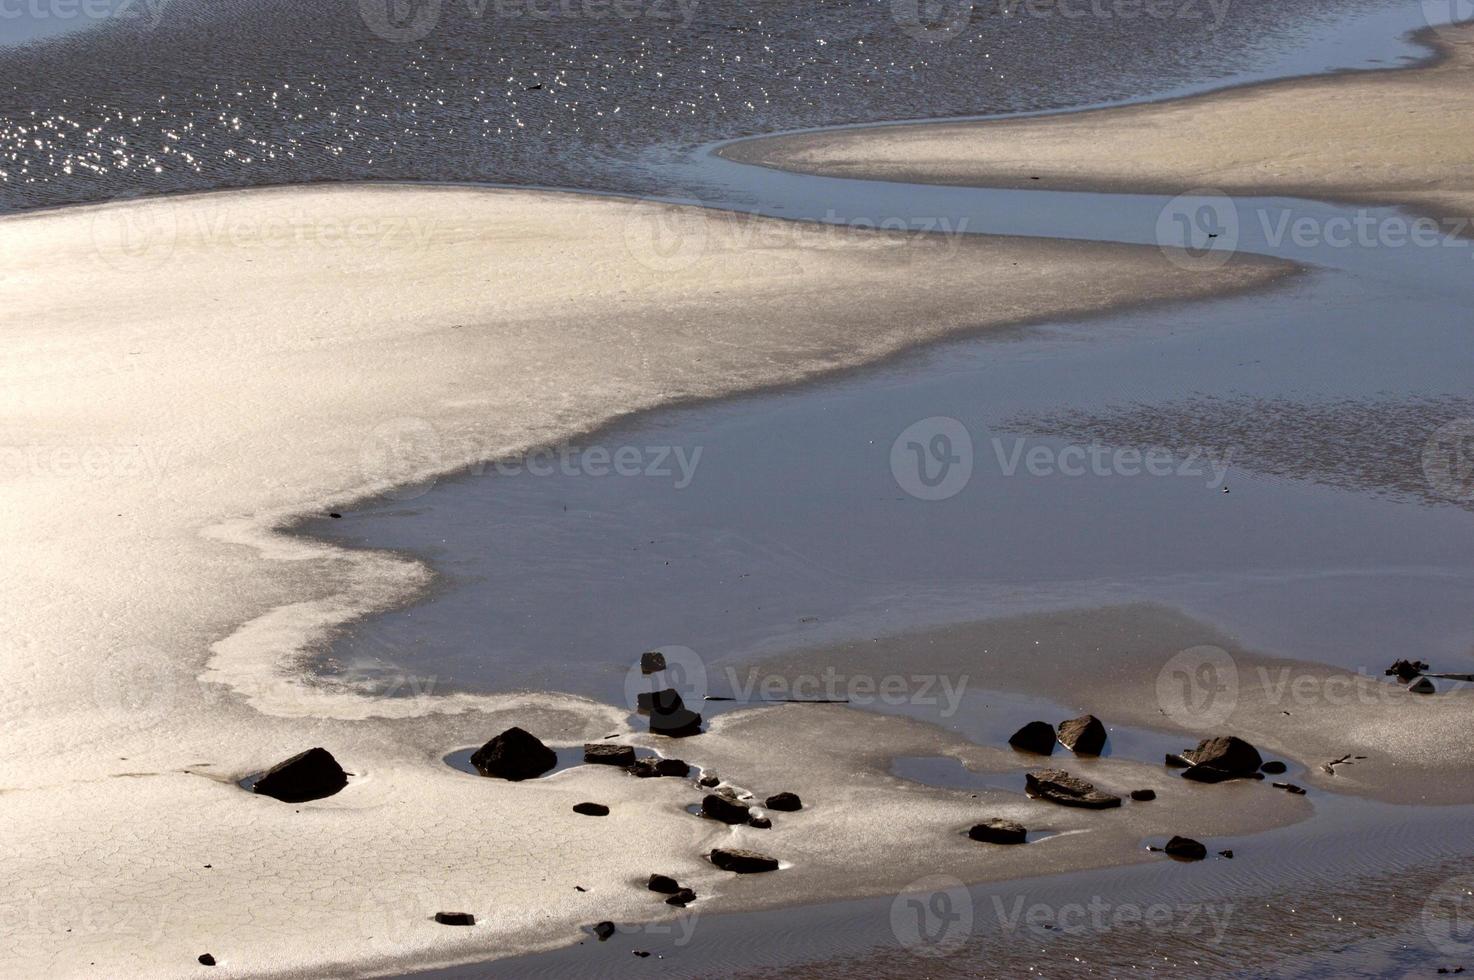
0,184 -> 1288,976
720,25 -> 1474,221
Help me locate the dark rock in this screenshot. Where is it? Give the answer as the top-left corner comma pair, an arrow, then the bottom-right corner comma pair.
666,888 -> 697,907
643,690 -> 703,737
748,815 -> 772,829
1180,763 -> 1236,784
968,817 -> 1027,844
435,912 -> 476,926
1385,658 -> 1429,681
584,744 -> 636,767
1410,676 -> 1436,694
1273,782 -> 1307,795
573,802 -> 609,817
632,951 -> 650,958
637,688 -> 681,711
252,747 -> 348,803
701,793 -> 751,824
1009,721 -> 1057,755
1182,736 -> 1263,776
1164,836 -> 1207,861
1025,769 -> 1121,809
698,774 -> 720,788
594,921 -> 615,941
1130,789 -> 1156,802
641,650 -> 667,674
1165,753 -> 1193,768
710,847 -> 779,873
471,727 -> 557,781
1057,714 -> 1107,755
198,954 -> 216,966
626,757 -> 690,778
1218,849 -> 1234,859
765,792 -> 802,811
1260,760 -> 1287,775
647,874 -> 680,894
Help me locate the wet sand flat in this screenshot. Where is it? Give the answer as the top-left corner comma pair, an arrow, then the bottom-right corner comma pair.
0,184 -> 1284,976
721,25 -> 1474,221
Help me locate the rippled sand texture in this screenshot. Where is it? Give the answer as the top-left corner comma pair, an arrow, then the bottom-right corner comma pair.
722,24 -> 1474,221
0,0 -> 1399,211
0,184 -> 1288,976
1005,394 -> 1474,513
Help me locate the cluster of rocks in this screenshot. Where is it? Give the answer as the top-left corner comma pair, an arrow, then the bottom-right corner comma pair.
1008,714 -> 1107,757
647,873 -> 697,907
700,788 -> 802,831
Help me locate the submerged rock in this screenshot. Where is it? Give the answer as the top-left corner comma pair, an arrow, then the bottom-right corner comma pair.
701,793 -> 751,824
1181,736 -> 1263,777
647,874 -> 680,894
764,792 -> 802,812
1057,714 -> 1107,755
1273,781 -> 1308,795
968,818 -> 1027,844
594,921 -> 615,941
572,802 -> 609,817
252,747 -> 348,803
1025,769 -> 1121,809
1164,836 -> 1207,861
1008,721 -> 1057,755
1260,760 -> 1287,775
1385,658 -> 1429,682
471,727 -> 557,781
584,743 -> 637,767
710,847 -> 779,873
641,650 -> 667,674
626,757 -> 690,778
435,912 -> 476,926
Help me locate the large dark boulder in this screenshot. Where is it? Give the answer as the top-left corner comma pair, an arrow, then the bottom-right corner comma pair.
1057,714 -> 1107,756
968,818 -> 1027,844
1008,721 -> 1057,755
1025,769 -> 1121,809
253,747 -> 348,803
765,792 -> 802,811
641,689 -> 703,737
584,743 -> 636,767
701,793 -> 751,824
710,848 -> 779,873
1164,836 -> 1207,861
470,727 -> 557,781
1181,736 -> 1262,777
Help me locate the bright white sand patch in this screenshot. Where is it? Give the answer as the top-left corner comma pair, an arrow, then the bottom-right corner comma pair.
0,183 -> 1288,976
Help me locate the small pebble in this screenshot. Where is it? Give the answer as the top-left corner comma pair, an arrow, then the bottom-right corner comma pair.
198,954 -> 216,966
